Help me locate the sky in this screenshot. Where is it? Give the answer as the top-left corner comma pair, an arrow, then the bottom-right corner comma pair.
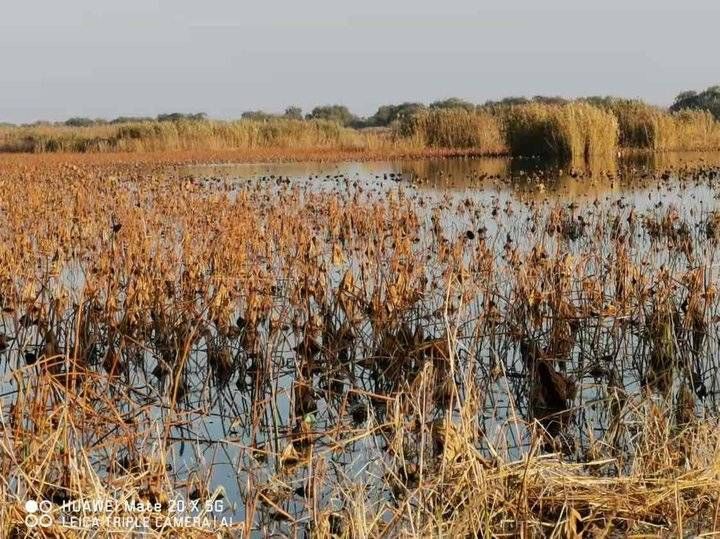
1,0 -> 719,123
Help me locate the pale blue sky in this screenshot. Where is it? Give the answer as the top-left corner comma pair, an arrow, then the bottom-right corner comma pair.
1,0 -> 718,123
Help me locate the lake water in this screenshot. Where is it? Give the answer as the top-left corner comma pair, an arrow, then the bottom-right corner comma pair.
6,153 -> 720,535
169,153 -> 720,532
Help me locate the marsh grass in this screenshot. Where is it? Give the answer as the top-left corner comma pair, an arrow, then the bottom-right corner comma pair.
5,99 -> 720,161
596,99 -> 720,151
0,118 -> 400,154
503,102 -> 619,164
0,156 -> 720,535
394,108 -> 506,153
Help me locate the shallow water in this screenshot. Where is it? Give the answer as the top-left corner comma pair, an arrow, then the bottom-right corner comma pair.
6,153 -> 720,534
171,153 -> 720,529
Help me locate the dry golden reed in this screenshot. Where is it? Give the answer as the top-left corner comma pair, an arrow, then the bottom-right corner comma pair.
394,108 -> 506,153
4,99 -> 720,162
0,155 -> 719,535
597,99 -> 720,151
503,102 -> 619,163
0,118 -> 398,154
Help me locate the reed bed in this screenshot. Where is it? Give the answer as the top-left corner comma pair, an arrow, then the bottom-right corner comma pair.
503,102 -> 619,165
0,118 -> 405,154
394,108 -> 506,153
595,99 -> 720,152
5,101 -> 720,165
1,157 -> 720,535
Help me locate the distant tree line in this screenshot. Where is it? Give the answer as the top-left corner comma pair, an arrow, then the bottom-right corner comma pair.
297,86 -> 720,127
3,85 -> 719,128
670,85 -> 720,119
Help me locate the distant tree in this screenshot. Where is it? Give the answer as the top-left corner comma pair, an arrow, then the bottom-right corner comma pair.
367,103 -> 426,126
481,96 -> 530,111
306,105 -> 358,126
283,106 -> 303,120
481,96 -> 569,111
429,97 -> 476,111
673,91 -> 698,105
531,95 -> 568,106
157,112 -> 207,122
671,85 -> 720,119
65,117 -> 99,127
580,96 -> 650,112
582,96 -> 616,108
110,116 -> 154,124
241,110 -> 275,121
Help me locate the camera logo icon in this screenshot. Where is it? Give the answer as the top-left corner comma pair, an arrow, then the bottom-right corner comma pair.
24,500 -> 53,528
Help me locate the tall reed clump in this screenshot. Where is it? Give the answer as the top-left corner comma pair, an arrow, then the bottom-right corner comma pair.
602,100 -> 672,150
671,109 -> 720,150
395,108 -> 506,154
503,102 -> 619,164
600,99 -> 720,151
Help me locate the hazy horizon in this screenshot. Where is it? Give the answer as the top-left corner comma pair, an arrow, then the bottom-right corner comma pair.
2,0 -> 719,124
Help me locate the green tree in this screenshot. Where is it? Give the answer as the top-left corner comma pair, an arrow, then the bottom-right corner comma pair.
241,110 -> 274,121
306,105 -> 358,126
367,103 -> 426,126
283,106 -> 303,120
110,116 -> 154,124
429,97 -> 476,111
157,112 -> 207,122
671,85 -> 720,119
65,117 -> 100,127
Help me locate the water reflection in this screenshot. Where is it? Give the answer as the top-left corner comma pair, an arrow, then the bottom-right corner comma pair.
181,151 -> 720,199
